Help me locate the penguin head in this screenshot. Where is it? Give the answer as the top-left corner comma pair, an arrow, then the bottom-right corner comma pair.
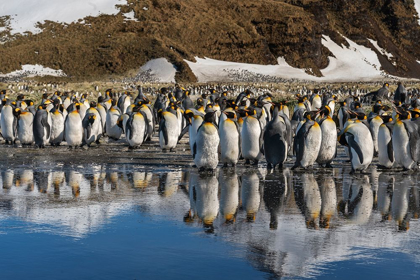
13,107 -> 21,117
75,103 -> 81,111
395,108 -> 410,120
197,98 -> 204,106
105,89 -> 113,97
411,110 -> 420,119
205,104 -> 214,113
90,101 -> 97,108
38,104 -> 47,110
304,111 -> 317,121
224,111 -> 237,120
222,91 -> 228,97
318,105 -> 331,118
353,101 -> 361,109
98,96 -> 104,103
42,93 -> 49,99
111,99 -> 117,106
381,115 -> 393,123
204,111 -> 216,123
16,94 -> 25,101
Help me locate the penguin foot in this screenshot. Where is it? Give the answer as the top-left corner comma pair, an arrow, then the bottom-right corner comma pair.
192,164 -> 197,168
291,164 -> 299,170
5,140 -> 9,145
198,167 -> 205,172
245,159 -> 251,165
267,163 -> 273,170
326,163 -> 333,168
252,160 -> 259,166
170,148 -> 175,152
349,169 -> 356,175
232,163 -> 236,168
95,139 -> 101,145
223,163 -> 228,168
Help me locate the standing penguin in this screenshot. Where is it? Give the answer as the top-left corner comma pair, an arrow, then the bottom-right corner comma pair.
338,119 -> 374,173
106,100 -> 123,140
49,100 -> 65,146
97,96 -> 107,134
126,107 -> 148,149
82,113 -> 101,147
392,110 -> 420,170
263,103 -> 288,169
316,106 -> 337,168
16,108 -> 34,146
184,108 -> 204,155
378,115 -> 394,168
159,106 -> 180,151
33,104 -> 51,148
292,111 -> 322,169
1,100 -> 17,144
219,110 -> 240,167
369,114 -> 384,157
193,111 -> 220,171
241,108 -> 264,165
118,92 -> 132,113
65,104 -> 83,148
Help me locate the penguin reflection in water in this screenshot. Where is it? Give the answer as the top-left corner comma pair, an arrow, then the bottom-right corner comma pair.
193,111 -> 219,172
264,171 -> 288,229
188,172 -> 219,233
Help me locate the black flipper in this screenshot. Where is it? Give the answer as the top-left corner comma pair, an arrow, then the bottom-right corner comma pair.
387,139 -> 394,163
86,124 -> 92,140
127,115 -> 134,140
160,119 -> 169,146
41,116 -> 50,139
348,134 -> 364,164
193,142 -> 197,159
234,120 -> 242,159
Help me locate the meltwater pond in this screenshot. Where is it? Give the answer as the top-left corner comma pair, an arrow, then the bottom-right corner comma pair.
0,164 -> 419,279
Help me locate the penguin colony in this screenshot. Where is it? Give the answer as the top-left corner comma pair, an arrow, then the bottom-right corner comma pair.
0,82 -> 419,174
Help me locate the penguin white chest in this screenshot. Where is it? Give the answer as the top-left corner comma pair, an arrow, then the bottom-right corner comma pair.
65,113 -> 83,146
219,120 -> 240,164
393,123 -> 414,169
241,117 -> 262,160
194,123 -> 220,169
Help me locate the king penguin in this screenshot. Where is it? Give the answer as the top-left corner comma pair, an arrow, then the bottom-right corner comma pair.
338,118 -> 374,173
159,105 -> 180,151
241,108 -> 264,165
378,115 -> 395,168
49,100 -> 65,146
106,100 -> 123,140
292,111 -> 322,169
82,113 -> 101,147
193,111 -> 220,171
33,104 -> 52,148
65,103 -> 83,148
16,108 -> 34,146
1,100 -> 17,144
316,106 -> 337,168
263,103 -> 288,169
126,106 -> 148,149
219,109 -> 240,167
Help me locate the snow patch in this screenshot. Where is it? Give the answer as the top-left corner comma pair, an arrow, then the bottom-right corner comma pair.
123,11 -> 138,22
0,64 -> 66,78
185,35 -> 393,83
140,58 -> 177,83
0,0 -> 127,34
368,39 -> 393,60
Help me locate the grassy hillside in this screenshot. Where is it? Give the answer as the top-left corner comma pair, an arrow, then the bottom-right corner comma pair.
1,0 -> 420,82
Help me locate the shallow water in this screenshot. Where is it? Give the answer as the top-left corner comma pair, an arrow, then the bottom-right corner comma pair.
0,164 -> 419,279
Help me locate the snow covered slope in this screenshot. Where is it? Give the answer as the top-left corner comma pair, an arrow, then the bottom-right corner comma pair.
0,0 -> 126,34
185,35 -> 394,83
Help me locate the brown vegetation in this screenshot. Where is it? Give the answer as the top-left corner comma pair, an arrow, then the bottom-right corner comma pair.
0,0 -> 420,82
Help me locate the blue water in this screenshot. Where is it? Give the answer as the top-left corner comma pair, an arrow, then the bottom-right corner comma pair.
1,165 -> 419,279
0,213 -> 267,280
